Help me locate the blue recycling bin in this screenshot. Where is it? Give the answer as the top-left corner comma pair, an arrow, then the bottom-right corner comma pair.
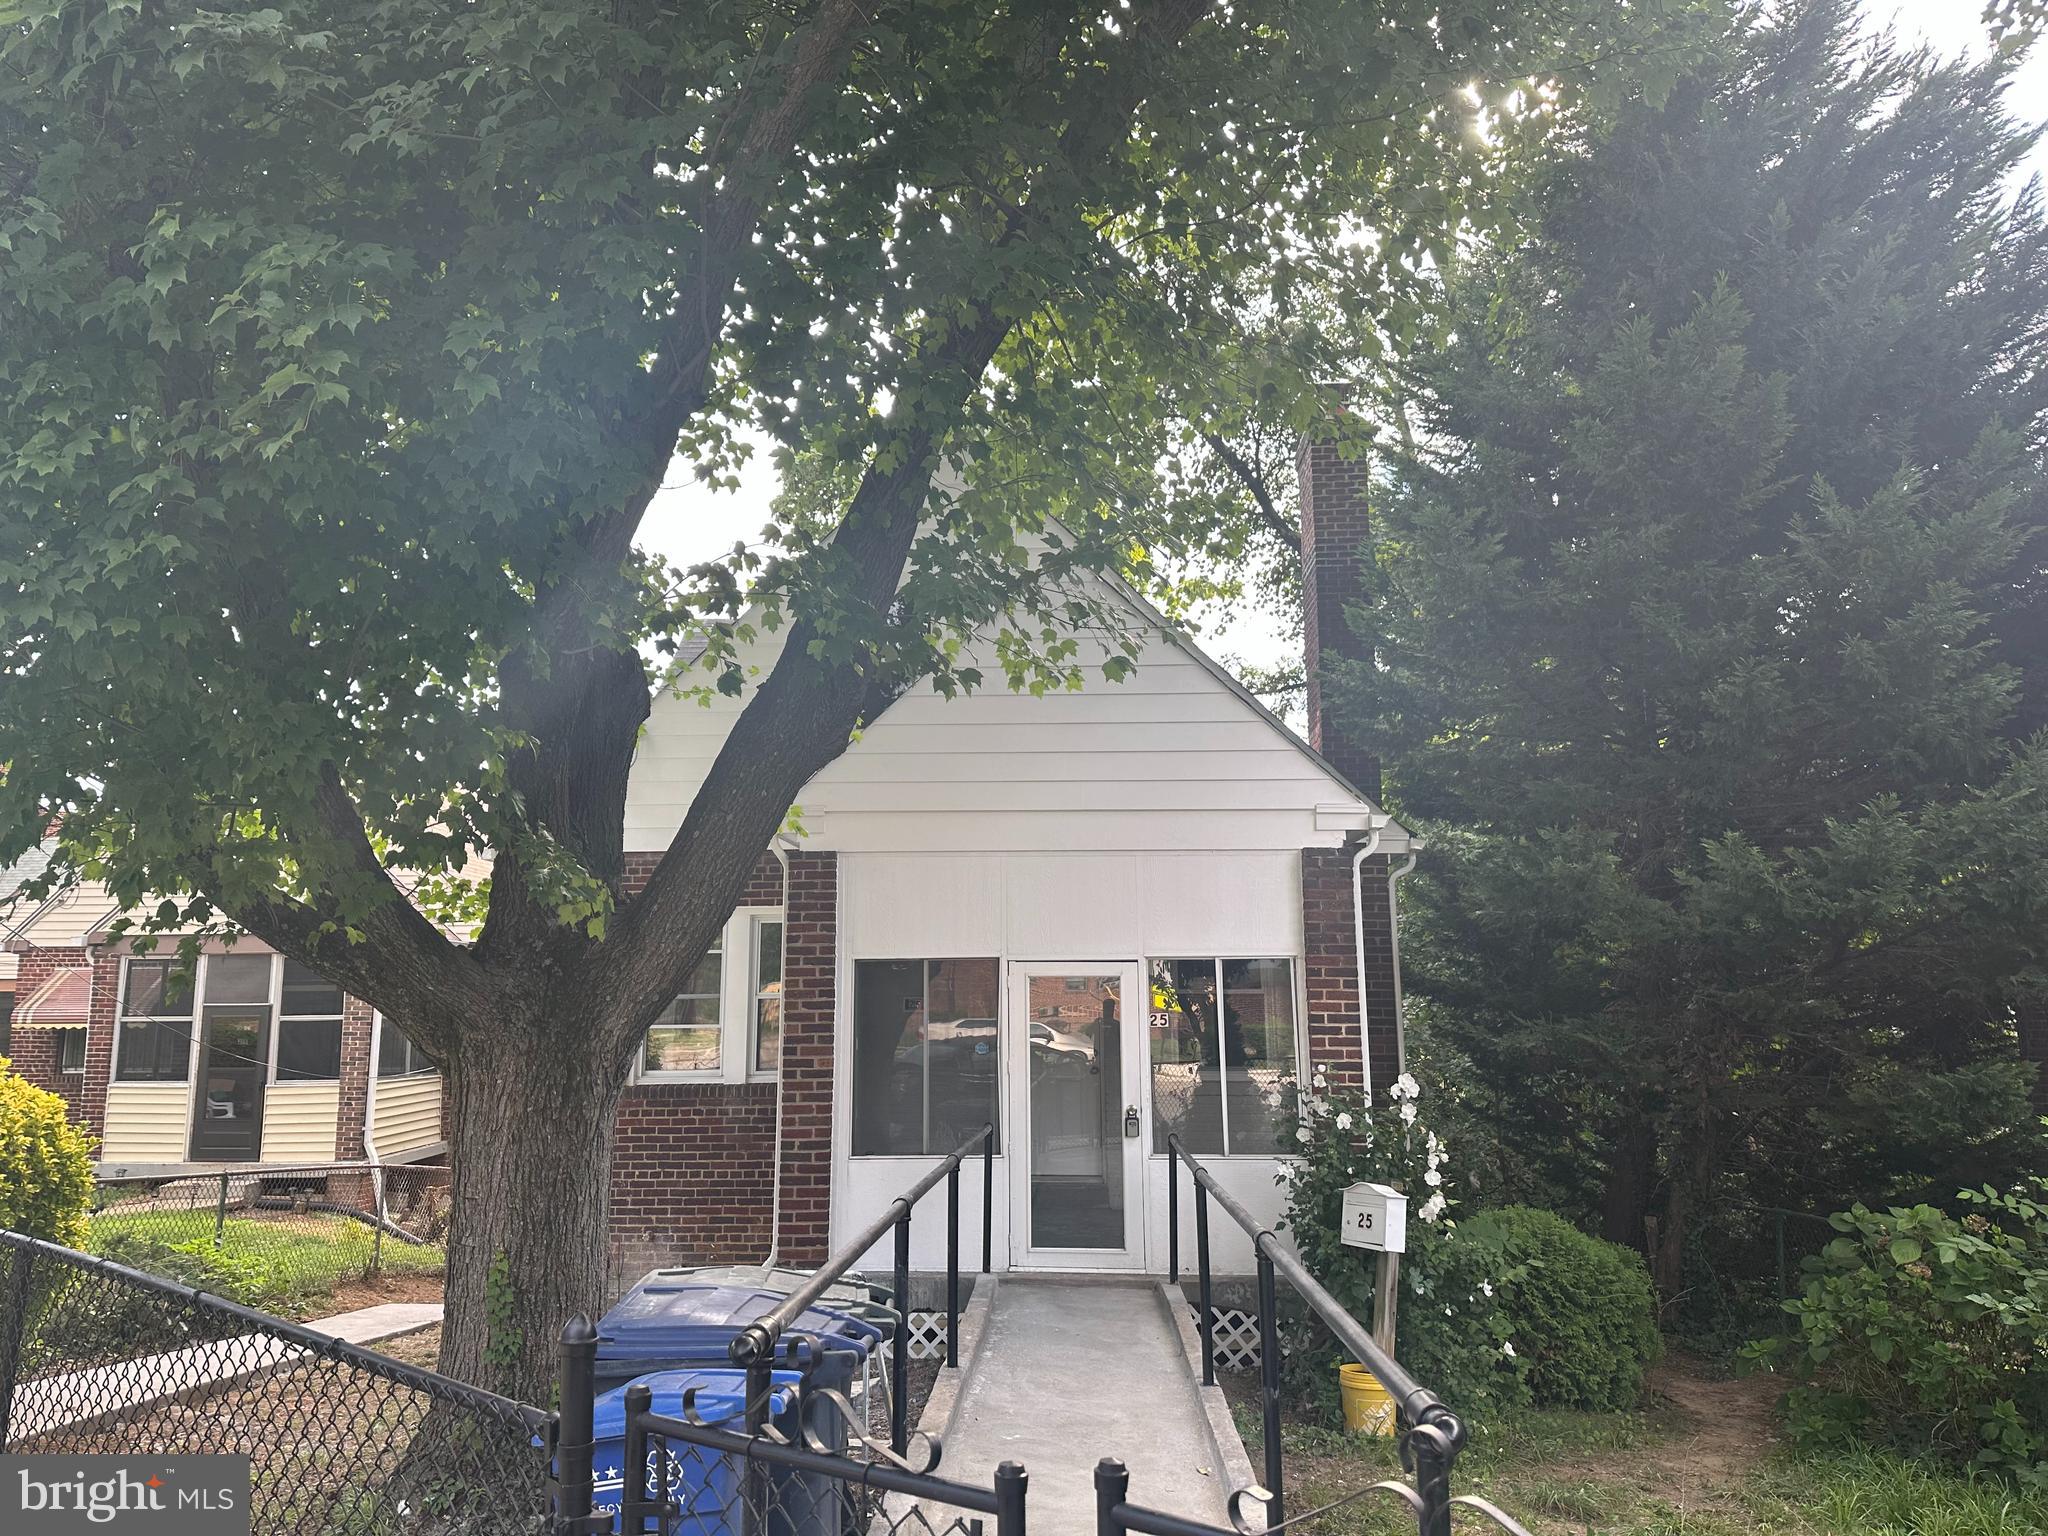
586,1369 -> 799,1536
595,1277 -> 887,1457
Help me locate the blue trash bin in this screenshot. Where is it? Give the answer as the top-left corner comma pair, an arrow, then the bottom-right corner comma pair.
595,1278 -> 887,1455
585,1369 -> 798,1536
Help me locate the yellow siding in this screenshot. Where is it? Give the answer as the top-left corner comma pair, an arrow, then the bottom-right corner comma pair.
259,1082 -> 341,1163
371,1073 -> 442,1157
99,1084 -> 192,1163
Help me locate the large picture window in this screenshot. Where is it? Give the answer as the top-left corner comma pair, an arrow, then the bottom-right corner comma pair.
116,958 -> 195,1082
1148,957 -> 1299,1156
852,958 -> 1000,1156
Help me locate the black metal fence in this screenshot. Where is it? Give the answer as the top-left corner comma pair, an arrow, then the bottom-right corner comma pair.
1166,1134 -> 1534,1536
0,1230 -> 550,1535
87,1162 -> 450,1315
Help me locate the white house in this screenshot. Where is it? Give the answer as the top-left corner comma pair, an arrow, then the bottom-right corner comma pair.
608,436 -> 1415,1277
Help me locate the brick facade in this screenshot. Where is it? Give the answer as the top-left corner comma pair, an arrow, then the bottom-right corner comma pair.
1297,433 -> 1380,801
1301,847 -> 1401,1100
610,1082 -> 778,1277
7,945 -> 96,1123
775,851 -> 837,1263
335,994 -> 376,1160
607,850 -> 801,1271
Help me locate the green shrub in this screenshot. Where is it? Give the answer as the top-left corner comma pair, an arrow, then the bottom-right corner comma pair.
0,1057 -> 95,1244
1459,1206 -> 1660,1411
1745,1185 -> 2048,1481
1281,1073 -> 1530,1425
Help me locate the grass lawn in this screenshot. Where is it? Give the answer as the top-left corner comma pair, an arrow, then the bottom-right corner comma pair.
88,1207 -> 444,1315
1230,1360 -> 2048,1535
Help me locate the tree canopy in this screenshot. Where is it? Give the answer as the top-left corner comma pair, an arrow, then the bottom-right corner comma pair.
1339,0 -> 2048,1322
0,0 -> 1702,1389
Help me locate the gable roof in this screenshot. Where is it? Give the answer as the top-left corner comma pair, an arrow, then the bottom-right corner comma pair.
627,539 -> 1410,856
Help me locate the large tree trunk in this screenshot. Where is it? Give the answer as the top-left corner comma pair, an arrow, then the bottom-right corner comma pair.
437,1012 -> 627,1399
1600,1110 -> 1657,1254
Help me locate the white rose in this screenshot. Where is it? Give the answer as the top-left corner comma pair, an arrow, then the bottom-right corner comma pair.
1400,1102 -> 1418,1126
1423,1166 -> 1442,1187
1502,1341 -> 1516,1358
1481,1281 -> 1494,1298
1418,1192 -> 1446,1223
1296,1125 -> 1312,1144
1334,1112 -> 1353,1131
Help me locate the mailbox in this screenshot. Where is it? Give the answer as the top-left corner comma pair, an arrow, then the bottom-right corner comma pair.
1339,1182 -> 1407,1254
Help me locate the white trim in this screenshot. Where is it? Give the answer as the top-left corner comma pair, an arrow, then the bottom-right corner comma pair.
632,905 -> 787,1086
1006,959 -> 1147,1272
744,908 -> 787,1083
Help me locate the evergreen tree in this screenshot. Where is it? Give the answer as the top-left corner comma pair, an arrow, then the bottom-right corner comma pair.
1348,0 -> 2048,1313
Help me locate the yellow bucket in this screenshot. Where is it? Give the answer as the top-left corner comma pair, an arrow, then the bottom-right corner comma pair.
1338,1362 -> 1397,1437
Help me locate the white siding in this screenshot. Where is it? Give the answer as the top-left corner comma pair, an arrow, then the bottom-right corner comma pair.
100,1084 -> 191,1163
624,626 -> 1384,856
371,1073 -> 443,1157
260,1083 -> 340,1163
831,850 -> 1303,1274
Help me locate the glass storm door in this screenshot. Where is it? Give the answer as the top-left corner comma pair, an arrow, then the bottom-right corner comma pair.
1007,962 -> 1145,1268
190,1007 -> 268,1161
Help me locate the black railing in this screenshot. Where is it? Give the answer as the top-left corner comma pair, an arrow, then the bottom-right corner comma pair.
727,1121 -> 994,1457
1165,1134 -> 1532,1536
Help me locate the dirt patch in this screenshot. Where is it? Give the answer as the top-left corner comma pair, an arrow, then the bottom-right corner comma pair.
368,1324 -> 444,1371
1629,1355 -> 1778,1498
325,1271 -> 446,1314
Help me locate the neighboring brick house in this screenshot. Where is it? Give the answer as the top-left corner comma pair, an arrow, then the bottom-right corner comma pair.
3,881 -> 444,1174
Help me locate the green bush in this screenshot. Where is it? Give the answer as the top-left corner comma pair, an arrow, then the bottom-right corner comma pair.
1281,1073 -> 1530,1425
1745,1186 -> 2048,1481
1459,1206 -> 1660,1411
0,1057 -> 95,1244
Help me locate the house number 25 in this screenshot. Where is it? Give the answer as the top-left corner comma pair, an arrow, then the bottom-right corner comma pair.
1354,1210 -> 1375,1232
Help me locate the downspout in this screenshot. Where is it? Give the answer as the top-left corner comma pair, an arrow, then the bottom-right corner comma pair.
762,842 -> 794,1269
1385,847 -> 1421,1073
363,1011 -> 386,1229
1349,821 -> 1386,1102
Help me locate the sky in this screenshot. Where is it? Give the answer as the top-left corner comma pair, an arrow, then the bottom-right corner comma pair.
636,1 -> 2048,692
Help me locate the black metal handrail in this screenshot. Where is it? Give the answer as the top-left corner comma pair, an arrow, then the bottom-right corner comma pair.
728,1120 -> 994,1456
1165,1133 -> 1469,1536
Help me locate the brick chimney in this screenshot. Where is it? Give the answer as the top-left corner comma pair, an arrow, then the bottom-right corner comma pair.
1297,430 -> 1379,800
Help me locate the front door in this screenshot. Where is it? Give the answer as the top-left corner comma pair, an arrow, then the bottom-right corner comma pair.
190,1006 -> 268,1161
1006,962 -> 1146,1268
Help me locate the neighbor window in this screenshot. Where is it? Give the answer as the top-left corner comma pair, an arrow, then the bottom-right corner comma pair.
59,1029 -> 87,1074
276,960 -> 345,1080
641,941 -> 723,1076
377,1018 -> 436,1078
852,958 -> 1000,1155
1148,958 -> 1298,1156
752,918 -> 784,1075
115,958 -> 195,1081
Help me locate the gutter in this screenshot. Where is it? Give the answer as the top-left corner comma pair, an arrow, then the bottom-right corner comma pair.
1348,817 -> 1389,1100
363,1011 -> 386,1225
763,840 -> 796,1269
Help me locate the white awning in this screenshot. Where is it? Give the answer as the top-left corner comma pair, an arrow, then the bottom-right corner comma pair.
13,967 -> 90,1029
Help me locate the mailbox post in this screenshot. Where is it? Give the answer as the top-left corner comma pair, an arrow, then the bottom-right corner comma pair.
1340,1182 -> 1408,1355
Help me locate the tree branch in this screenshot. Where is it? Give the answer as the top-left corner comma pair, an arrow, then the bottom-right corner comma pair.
1203,429 -> 1300,554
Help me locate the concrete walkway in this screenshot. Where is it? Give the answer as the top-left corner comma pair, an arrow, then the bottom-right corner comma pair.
933,1279 -> 1229,1530
9,1301 -> 442,1439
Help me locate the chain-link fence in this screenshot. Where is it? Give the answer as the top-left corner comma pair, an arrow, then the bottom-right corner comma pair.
87,1163 -> 449,1318
0,1230 -> 553,1535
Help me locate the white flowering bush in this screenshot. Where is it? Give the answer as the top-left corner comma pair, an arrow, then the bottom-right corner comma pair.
1277,1070 -> 1531,1424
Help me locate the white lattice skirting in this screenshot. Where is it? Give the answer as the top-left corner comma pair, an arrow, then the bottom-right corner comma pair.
903,1306 -> 1262,1367
903,1311 -> 951,1360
